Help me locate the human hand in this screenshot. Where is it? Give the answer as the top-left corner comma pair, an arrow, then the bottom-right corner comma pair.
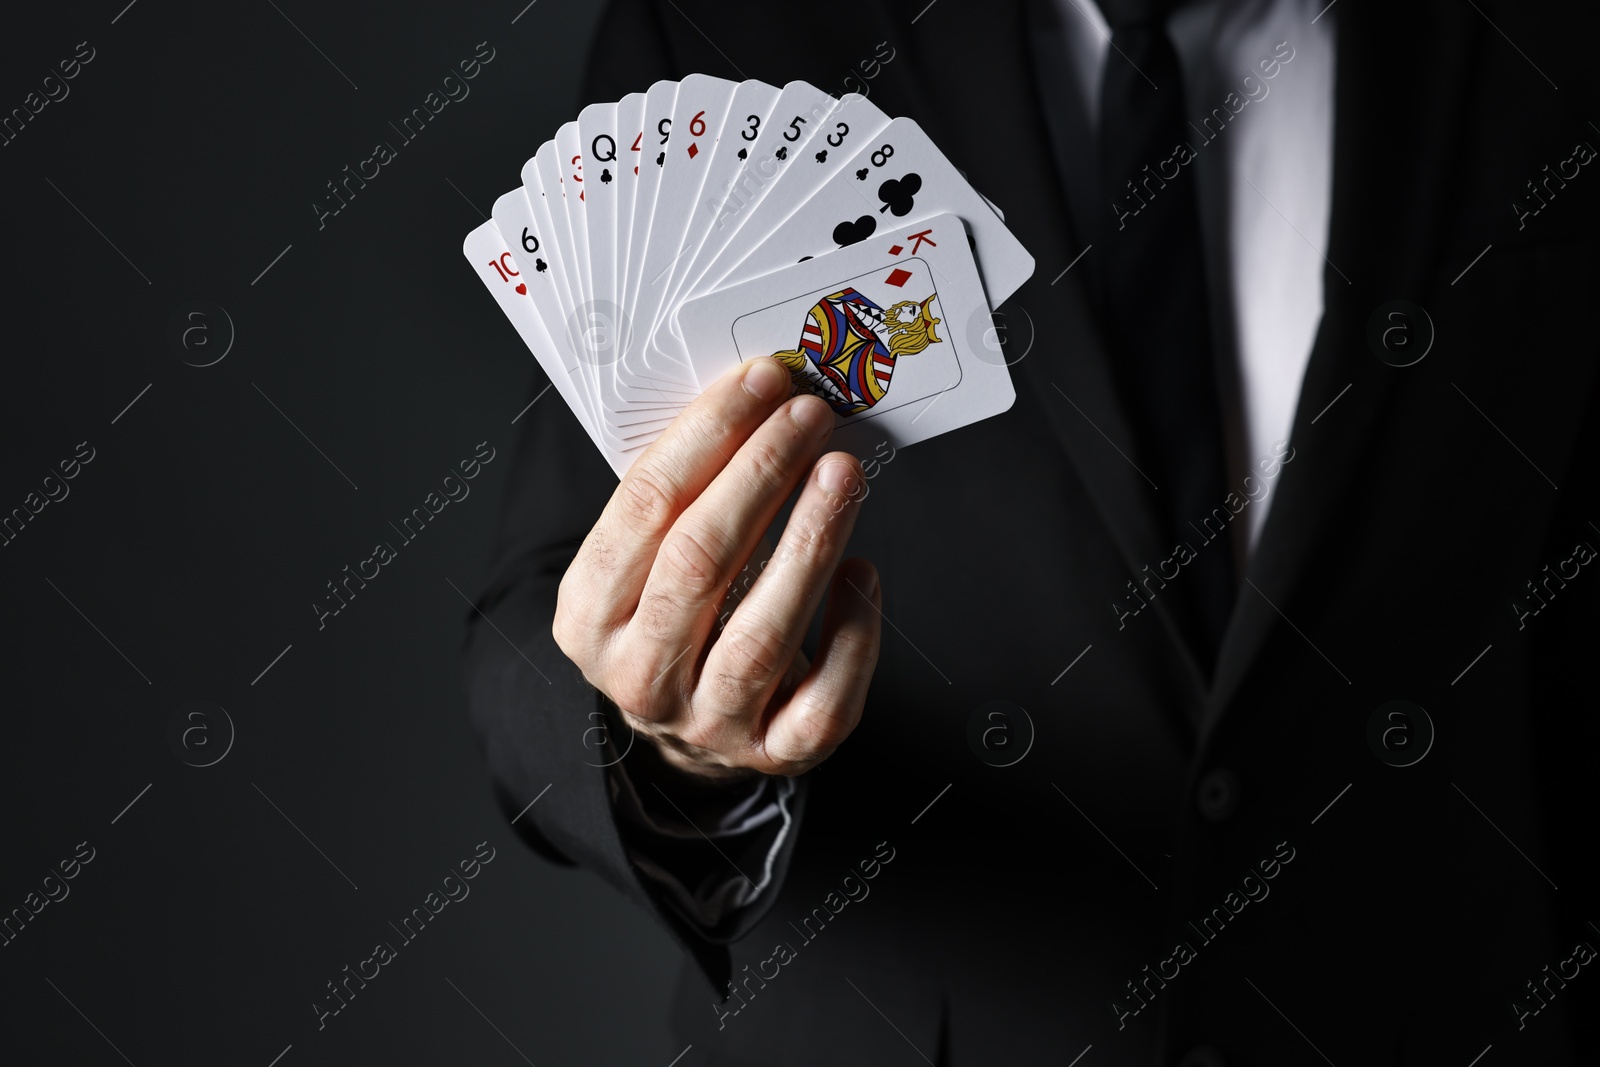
552,357 -> 882,780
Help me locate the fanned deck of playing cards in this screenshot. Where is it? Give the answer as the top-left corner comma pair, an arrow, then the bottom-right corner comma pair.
463,75 -> 1035,477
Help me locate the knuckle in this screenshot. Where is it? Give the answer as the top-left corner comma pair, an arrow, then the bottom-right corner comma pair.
551,587 -> 591,663
673,715 -> 730,755
655,524 -> 726,591
736,436 -> 792,495
633,590 -> 682,639
606,677 -> 653,720
550,607 -> 575,659
782,505 -> 843,567
606,661 -> 670,721
680,402 -> 722,442
773,702 -> 850,767
553,560 -> 612,654
615,465 -> 677,533
710,621 -> 789,701
582,525 -> 619,574
706,666 -> 764,712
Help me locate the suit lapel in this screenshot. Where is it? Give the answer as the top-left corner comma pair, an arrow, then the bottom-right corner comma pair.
1203,0 -> 1482,728
902,0 -> 1212,710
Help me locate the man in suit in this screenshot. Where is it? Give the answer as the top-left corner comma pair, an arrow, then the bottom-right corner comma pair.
463,1 -> 1600,1062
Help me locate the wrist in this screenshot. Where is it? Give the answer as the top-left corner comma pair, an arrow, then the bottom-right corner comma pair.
617,710 -> 767,790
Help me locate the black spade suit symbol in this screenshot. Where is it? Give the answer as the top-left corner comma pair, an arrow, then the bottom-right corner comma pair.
600,168 -> 612,183
832,216 -> 877,247
775,145 -> 788,160
737,147 -> 748,160
877,173 -> 922,215
656,151 -> 665,165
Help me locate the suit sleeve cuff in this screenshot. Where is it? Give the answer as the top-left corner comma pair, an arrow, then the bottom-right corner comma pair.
605,711 -> 798,933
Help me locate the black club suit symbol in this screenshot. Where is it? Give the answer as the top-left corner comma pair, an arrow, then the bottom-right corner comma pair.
877,173 -> 922,215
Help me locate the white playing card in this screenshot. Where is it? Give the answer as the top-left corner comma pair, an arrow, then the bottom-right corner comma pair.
699,117 -> 1035,324
463,218 -> 603,454
677,213 -> 1017,458
552,122 -> 594,325
617,80 -> 690,391
579,99 -> 684,419
490,182 -> 598,429
624,74 -> 739,391
514,172 -> 667,446
653,87 -> 893,379
612,90 -> 646,359
678,87 -> 890,306
641,78 -> 781,379
463,80 -> 1041,479
577,100 -> 621,349
530,139 -> 663,438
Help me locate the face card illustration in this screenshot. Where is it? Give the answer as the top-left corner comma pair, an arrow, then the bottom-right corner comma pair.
680,213 -> 1015,457
748,258 -> 957,422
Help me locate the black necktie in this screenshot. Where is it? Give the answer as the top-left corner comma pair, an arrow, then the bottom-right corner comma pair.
1094,0 -> 1236,673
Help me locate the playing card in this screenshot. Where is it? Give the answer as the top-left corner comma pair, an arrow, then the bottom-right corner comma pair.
529,138 -> 673,435
462,79 -> 1038,479
510,173 -> 667,445
577,100 -> 621,344
701,117 -> 1035,317
677,213 -> 1015,458
651,87 -> 893,378
624,74 -> 739,390
641,78 -> 782,377
552,122 -> 594,326
612,90 -> 646,345
463,218 -> 601,453
617,80 -> 685,389
490,182 -> 596,424
678,87 -> 891,302
579,98 -> 690,418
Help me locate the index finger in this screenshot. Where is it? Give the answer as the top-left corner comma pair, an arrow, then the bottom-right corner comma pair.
562,358 -> 795,637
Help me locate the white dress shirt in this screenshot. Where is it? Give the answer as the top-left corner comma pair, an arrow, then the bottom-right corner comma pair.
1054,0 -> 1335,550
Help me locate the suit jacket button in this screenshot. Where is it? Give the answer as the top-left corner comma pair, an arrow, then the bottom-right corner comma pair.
1196,769 -> 1240,822
1177,1044 -> 1226,1067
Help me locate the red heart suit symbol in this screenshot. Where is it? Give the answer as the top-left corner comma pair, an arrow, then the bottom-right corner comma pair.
515,282 -> 527,295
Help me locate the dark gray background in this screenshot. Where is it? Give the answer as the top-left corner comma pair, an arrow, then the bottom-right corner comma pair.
0,2 -> 689,1063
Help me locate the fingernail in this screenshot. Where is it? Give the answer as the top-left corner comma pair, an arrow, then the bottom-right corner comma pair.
790,394 -> 834,435
742,358 -> 788,401
818,459 -> 858,497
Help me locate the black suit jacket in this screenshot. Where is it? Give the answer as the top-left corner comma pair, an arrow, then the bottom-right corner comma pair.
463,2 -> 1600,1063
